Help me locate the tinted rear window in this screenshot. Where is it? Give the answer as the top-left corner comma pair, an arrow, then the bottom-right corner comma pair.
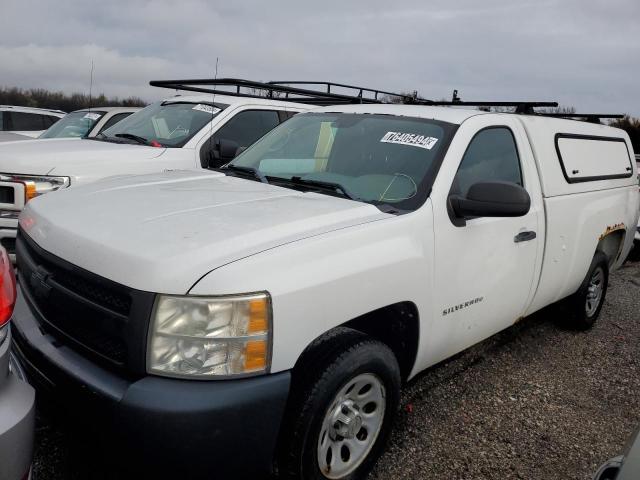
10,112 -> 46,131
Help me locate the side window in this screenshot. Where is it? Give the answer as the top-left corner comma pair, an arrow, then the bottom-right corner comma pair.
9,112 -> 46,131
453,127 -> 522,196
98,112 -> 134,133
281,110 -> 298,121
0,112 -> 4,131
200,110 -> 280,168
44,116 -> 60,128
216,109 -> 280,148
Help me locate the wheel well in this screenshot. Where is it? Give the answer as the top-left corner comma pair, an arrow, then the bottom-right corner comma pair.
292,302 -> 419,383
343,302 -> 419,381
596,229 -> 625,266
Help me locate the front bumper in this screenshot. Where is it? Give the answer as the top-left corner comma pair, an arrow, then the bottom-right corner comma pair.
0,328 -> 35,480
11,290 -> 291,477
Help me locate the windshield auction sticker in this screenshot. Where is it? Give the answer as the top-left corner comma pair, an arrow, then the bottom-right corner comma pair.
380,131 -> 438,150
83,112 -> 101,121
192,104 -> 221,115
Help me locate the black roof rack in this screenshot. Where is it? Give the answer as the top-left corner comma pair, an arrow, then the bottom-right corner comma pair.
149,78 -> 422,106
267,81 -> 424,104
441,89 -> 625,122
427,101 -> 559,114
150,81 -> 623,122
537,113 -> 624,123
420,88 -> 557,113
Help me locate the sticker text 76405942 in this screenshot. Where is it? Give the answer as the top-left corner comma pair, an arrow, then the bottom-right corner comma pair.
380,131 -> 439,150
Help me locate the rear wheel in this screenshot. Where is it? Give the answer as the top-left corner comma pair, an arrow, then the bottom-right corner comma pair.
627,241 -> 640,262
278,330 -> 400,480
565,251 -> 609,330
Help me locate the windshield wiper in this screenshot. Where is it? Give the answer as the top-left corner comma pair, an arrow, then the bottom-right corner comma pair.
87,132 -> 121,143
221,164 -> 269,184
114,133 -> 149,145
281,176 -> 359,201
87,133 -> 107,141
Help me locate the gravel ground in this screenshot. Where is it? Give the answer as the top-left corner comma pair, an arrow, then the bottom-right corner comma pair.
370,258 -> 640,480
33,259 -> 640,479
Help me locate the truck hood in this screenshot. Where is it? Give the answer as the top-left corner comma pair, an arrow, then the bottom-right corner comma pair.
0,138 -> 165,176
20,170 -> 391,293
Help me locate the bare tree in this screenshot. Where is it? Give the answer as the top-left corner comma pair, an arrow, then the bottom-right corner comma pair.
609,115 -> 640,152
536,105 -> 576,115
380,91 -> 420,104
0,86 -> 146,111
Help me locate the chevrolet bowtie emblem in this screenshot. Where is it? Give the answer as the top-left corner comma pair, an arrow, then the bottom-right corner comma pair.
30,267 -> 52,299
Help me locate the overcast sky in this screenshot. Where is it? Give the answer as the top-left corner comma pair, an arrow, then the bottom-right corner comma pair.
1,0 -> 638,116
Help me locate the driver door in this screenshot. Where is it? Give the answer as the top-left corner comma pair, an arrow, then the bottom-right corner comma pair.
428,115 -> 542,361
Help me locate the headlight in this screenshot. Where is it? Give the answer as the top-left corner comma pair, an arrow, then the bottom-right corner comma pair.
148,292 -> 271,379
0,173 -> 70,202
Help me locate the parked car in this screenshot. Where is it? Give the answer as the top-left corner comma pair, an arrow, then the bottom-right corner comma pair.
0,246 -> 34,480
0,106 -> 65,138
0,81 -> 309,261
0,132 -> 30,143
39,107 -> 141,140
10,101 -> 638,479
636,154 -> 639,243
593,428 -> 640,480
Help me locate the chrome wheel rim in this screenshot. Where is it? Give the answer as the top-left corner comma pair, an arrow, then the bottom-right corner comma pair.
317,373 -> 386,479
585,266 -> 604,316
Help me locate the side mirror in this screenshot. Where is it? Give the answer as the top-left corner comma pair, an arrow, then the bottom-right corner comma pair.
205,138 -> 241,169
217,138 -> 240,160
449,181 -> 531,219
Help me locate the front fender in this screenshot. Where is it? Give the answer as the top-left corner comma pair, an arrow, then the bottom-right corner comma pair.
189,206 -> 435,375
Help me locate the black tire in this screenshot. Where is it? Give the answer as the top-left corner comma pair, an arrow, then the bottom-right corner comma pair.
278,328 -> 401,480
627,241 -> 640,262
565,251 -> 609,330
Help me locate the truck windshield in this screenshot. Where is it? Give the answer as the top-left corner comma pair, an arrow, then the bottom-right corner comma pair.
230,112 -> 455,211
39,110 -> 106,138
100,101 -> 227,148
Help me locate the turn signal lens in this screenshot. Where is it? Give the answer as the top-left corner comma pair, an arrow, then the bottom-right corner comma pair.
0,246 -> 16,328
244,340 -> 268,371
248,298 -> 268,333
24,182 -> 37,201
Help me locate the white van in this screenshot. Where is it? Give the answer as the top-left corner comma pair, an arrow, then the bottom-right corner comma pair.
0,79 -> 314,260
11,99 -> 638,479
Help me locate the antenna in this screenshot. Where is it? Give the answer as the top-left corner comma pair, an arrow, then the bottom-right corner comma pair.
88,59 -> 94,112
207,57 -> 219,167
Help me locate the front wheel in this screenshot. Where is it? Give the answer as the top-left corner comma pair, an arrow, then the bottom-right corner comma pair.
278,330 -> 401,480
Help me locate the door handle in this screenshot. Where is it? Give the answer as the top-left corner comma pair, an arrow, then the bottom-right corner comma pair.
514,231 -> 536,243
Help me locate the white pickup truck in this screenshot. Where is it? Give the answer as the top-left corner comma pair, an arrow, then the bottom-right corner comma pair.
0,81 -> 309,260
10,101 -> 639,479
